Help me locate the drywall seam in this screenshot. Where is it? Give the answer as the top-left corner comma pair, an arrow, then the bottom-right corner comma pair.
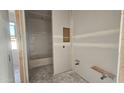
54,43 -> 71,46
70,10 -> 74,71
74,29 -> 119,39
53,29 -> 119,39
73,43 -> 118,49
51,11 -> 55,75
53,36 -> 63,38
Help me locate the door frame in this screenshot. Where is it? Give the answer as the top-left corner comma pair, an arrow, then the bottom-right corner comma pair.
15,10 -> 54,83
117,10 -> 124,83
15,10 -> 29,83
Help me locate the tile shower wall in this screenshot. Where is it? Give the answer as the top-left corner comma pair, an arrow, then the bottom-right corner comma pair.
25,11 -> 52,59
119,12 -> 124,82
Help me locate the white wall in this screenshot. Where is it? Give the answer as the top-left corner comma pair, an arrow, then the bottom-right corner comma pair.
0,11 -> 14,82
52,10 -> 72,75
72,10 -> 121,83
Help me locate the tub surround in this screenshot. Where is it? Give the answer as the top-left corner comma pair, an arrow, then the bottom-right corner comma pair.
29,57 -> 52,69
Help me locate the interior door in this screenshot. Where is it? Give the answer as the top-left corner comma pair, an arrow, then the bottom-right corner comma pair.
0,10 -> 14,82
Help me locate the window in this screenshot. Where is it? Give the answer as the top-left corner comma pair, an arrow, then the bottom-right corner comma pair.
9,22 -> 17,50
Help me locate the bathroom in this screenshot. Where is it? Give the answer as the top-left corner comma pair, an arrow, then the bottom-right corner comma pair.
23,10 -> 121,83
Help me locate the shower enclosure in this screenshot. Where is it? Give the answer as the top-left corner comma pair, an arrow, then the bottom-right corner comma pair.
25,10 -> 53,81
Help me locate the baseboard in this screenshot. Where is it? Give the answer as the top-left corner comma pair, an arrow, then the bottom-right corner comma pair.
73,70 -> 89,83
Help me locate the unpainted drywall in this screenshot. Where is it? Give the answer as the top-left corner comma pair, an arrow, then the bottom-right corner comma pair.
72,10 -> 121,83
52,10 -> 72,75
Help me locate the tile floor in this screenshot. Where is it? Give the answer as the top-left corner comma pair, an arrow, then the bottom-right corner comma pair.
29,64 -> 87,83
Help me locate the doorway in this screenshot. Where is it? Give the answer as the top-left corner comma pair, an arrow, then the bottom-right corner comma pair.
25,10 -> 53,82
9,10 -> 21,83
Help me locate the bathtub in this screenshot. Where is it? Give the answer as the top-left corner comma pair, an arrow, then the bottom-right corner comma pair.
29,57 -> 52,69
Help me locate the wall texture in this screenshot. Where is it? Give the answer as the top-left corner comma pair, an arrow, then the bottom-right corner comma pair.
25,11 -> 52,60
0,11 -> 14,82
52,10 -> 72,75
72,10 -> 121,83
